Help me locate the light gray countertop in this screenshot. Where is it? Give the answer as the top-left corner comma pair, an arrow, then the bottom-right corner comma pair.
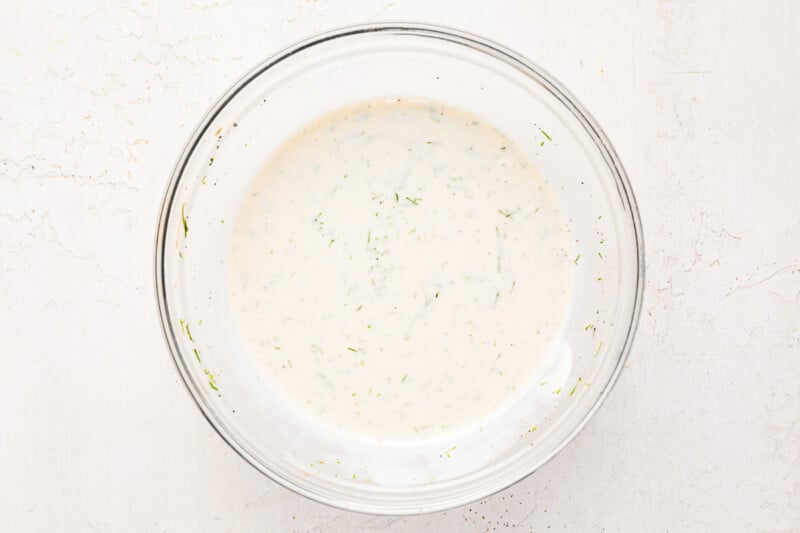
2,1 -> 798,530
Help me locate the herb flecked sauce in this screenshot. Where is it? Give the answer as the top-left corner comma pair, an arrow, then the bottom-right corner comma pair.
230,98 -> 573,440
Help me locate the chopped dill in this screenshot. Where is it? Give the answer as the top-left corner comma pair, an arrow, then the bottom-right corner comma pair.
181,203 -> 188,237
573,254 -> 581,265
498,209 -> 513,218
401,374 -> 408,382
347,347 -> 358,352
405,196 -> 421,205
193,348 -> 200,362
594,341 -> 603,357
540,128 -> 552,141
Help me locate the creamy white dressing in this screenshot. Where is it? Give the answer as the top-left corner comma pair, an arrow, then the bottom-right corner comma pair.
230,98 -> 573,440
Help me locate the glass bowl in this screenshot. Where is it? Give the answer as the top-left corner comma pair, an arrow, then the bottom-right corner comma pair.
154,22 -> 644,514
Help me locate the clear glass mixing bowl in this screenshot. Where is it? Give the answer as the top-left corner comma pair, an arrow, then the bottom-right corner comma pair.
154,22 -> 644,514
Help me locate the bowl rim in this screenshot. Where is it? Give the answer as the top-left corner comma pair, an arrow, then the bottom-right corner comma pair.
154,21 -> 645,515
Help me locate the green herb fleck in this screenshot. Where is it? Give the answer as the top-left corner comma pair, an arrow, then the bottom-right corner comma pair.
209,157 -> 214,166
554,387 -> 562,395
367,231 -> 371,243
498,209 -> 513,218
356,305 -> 363,312
597,277 -> 603,281
401,373 -> 408,382
209,381 -> 218,391
598,252 -> 603,259
569,377 -> 583,396
351,392 -> 357,397
201,175 -> 207,185
426,140 -> 433,144
185,323 -> 193,341
181,203 -> 188,237
328,239 -> 335,247
499,146 -> 507,151
528,425 -> 538,433
352,473 -> 356,479
405,196 -> 421,206
444,446 -> 456,458
178,251 -> 183,259
394,192 -> 399,202
344,174 -> 348,179
594,341 -> 603,357
540,140 -> 545,147
573,254 -> 581,265
193,348 -> 200,362
274,345 -> 281,351
540,128 -> 552,141
347,347 -> 358,352
435,291 -> 440,298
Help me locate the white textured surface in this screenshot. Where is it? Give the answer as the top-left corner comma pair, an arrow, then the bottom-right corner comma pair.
2,1 -> 798,531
